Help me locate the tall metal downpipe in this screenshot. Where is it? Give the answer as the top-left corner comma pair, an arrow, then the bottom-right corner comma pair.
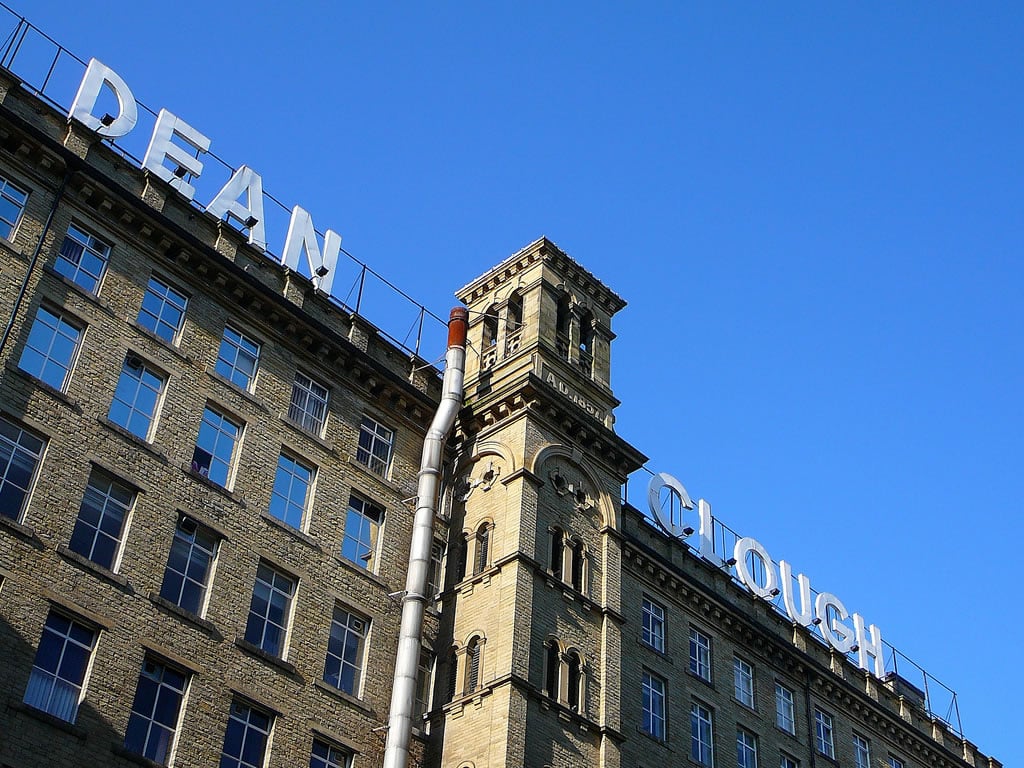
382,306 -> 468,768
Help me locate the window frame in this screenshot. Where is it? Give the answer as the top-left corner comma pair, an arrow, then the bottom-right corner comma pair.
814,708 -> 835,759
690,700 -> 714,766
123,656 -> 190,765
137,275 -> 189,344
341,494 -> 384,570
853,733 -> 871,768
108,354 -> 166,441
355,416 -> 394,477
192,405 -> 242,489
159,514 -> 218,616
0,415 -> 45,524
775,682 -> 796,734
19,305 -> 84,392
220,699 -> 273,768
780,754 -> 800,768
310,738 -> 352,768
215,325 -> 261,391
641,669 -> 667,742
68,469 -> 135,572
413,647 -> 435,723
287,371 -> 329,435
54,222 -> 111,294
323,605 -> 369,697
244,561 -> 296,659
737,728 -> 759,768
734,655 -> 755,708
641,595 -> 666,653
0,173 -> 28,240
689,626 -> 712,682
268,451 -> 316,531
23,610 -> 98,723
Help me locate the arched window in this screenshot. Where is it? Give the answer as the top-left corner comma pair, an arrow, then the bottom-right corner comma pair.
481,305 -> 498,349
507,291 -> 523,333
466,637 -> 482,694
566,650 -> 584,712
569,539 -> 586,593
446,647 -> 459,702
549,526 -> 564,579
474,523 -> 490,575
555,294 -> 571,360
544,639 -> 560,699
578,309 -> 594,374
455,532 -> 469,582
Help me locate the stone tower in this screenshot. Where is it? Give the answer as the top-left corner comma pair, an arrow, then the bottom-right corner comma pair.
437,237 -> 646,768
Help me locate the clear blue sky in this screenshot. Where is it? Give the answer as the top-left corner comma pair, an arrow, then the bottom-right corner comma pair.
11,2 -> 1021,764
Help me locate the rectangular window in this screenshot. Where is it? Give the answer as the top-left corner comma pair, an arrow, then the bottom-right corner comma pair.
19,306 -> 83,391
68,469 -> 135,571
244,562 -> 295,658
324,606 -> 368,696
355,416 -> 393,476
220,699 -> 272,768
887,756 -> 905,768
641,670 -> 666,741
288,372 -> 329,434
775,682 -> 796,734
137,277 -> 188,343
215,326 -> 260,391
781,755 -> 799,768
737,729 -> 758,768
815,709 -> 835,759
342,494 -> 383,569
427,538 -> 445,597
23,611 -> 97,723
414,648 -> 435,721
853,734 -> 871,768
269,453 -> 315,530
108,355 -> 165,440
310,739 -> 351,768
641,596 -> 665,652
0,415 -> 45,522
690,701 -> 714,766
734,656 -> 755,708
159,515 -> 218,615
55,223 -> 110,294
124,657 -> 189,765
192,406 -> 241,488
0,174 -> 28,240
689,626 -> 712,681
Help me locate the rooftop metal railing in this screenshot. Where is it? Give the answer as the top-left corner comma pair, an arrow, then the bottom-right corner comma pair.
0,4 -> 448,362
625,466 -> 964,738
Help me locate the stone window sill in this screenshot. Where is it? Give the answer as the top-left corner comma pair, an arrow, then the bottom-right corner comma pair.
314,678 -> 374,714
206,369 -> 268,413
0,513 -> 43,547
259,511 -> 321,551
57,544 -> 133,592
234,637 -> 301,679
111,743 -> 162,768
129,320 -> 193,364
148,592 -> 221,639
280,415 -> 337,455
42,265 -> 116,318
333,554 -> 391,590
10,701 -> 87,739
97,417 -> 168,463
636,639 -> 674,665
181,464 -> 246,506
6,364 -> 82,413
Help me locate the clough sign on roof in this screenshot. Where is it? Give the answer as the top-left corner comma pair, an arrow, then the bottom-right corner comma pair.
648,472 -> 885,679
67,59 -> 341,294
